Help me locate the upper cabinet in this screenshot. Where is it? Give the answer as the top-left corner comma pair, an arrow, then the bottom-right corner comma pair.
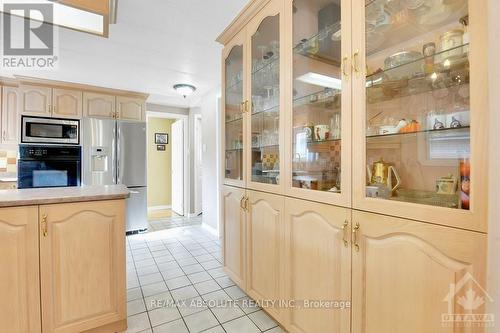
352,0 -> 488,231
83,92 -> 116,119
52,88 -> 83,119
247,0 -> 283,193
116,96 -> 145,122
20,85 -> 52,117
223,30 -> 247,188
287,0 -> 352,207
1,86 -> 21,144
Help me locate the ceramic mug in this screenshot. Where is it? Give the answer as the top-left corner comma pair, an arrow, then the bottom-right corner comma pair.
314,125 -> 330,141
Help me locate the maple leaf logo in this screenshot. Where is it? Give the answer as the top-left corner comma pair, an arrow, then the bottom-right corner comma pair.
457,288 -> 485,311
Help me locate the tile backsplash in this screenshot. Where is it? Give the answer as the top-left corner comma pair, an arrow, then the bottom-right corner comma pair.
0,148 -> 18,174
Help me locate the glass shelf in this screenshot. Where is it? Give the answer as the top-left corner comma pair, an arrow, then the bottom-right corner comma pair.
252,105 -> 279,116
225,116 -> 243,125
367,126 -> 470,139
252,144 -> 279,150
293,21 -> 342,66
252,56 -> 279,76
367,46 -> 469,105
293,90 -> 342,110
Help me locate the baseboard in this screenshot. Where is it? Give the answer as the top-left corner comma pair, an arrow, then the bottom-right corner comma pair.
148,205 -> 171,212
202,223 -> 219,237
188,212 -> 202,218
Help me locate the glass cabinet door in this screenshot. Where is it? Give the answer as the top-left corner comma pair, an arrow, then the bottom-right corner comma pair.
291,0 -> 348,198
363,0 -> 470,210
250,14 -> 280,186
224,44 -> 245,182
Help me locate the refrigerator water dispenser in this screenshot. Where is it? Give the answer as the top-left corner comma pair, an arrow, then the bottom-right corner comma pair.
91,147 -> 109,172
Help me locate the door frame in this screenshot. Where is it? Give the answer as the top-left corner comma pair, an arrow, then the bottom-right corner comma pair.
146,111 -> 190,217
193,113 -> 203,216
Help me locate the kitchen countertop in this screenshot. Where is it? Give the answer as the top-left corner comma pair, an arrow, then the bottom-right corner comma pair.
0,185 -> 130,207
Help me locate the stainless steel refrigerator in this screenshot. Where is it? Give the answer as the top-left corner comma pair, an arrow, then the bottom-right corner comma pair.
82,118 -> 148,233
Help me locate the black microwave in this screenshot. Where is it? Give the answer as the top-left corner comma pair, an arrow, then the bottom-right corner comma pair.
21,116 -> 80,145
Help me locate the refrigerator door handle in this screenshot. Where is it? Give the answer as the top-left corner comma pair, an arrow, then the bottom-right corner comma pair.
117,124 -> 121,184
112,123 -> 118,184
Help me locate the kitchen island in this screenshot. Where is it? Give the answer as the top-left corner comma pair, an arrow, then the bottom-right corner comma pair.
0,185 -> 129,333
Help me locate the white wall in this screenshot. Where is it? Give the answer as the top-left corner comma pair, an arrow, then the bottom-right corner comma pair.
190,88 -> 221,235
487,0 -> 500,329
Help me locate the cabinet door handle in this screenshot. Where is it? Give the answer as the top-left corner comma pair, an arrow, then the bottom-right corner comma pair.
244,196 -> 249,211
245,100 -> 250,113
2,130 -> 6,141
352,50 -> 360,74
352,222 -> 360,252
342,55 -> 350,79
239,102 -> 245,113
240,196 -> 246,210
41,214 -> 48,237
342,220 -> 349,247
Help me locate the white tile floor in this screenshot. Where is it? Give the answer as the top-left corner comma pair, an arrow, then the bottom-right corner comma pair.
125,218 -> 287,333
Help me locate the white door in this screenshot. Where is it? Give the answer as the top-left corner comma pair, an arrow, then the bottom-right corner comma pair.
194,115 -> 203,216
172,120 -> 184,216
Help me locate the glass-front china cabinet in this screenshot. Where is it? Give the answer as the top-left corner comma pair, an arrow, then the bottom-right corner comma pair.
247,6 -> 282,191
353,0 -> 487,230
223,34 -> 246,187
287,0 -> 352,206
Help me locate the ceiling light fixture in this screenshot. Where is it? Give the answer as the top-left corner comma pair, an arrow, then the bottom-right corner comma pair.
174,84 -> 196,98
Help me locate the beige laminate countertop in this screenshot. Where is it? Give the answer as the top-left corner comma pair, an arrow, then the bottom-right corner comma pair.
0,185 -> 130,207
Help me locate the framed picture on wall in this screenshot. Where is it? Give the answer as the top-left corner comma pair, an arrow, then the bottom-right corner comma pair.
157,145 -> 166,151
155,133 -> 168,144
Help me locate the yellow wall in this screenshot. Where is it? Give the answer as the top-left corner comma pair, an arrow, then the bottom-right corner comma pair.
147,118 -> 174,207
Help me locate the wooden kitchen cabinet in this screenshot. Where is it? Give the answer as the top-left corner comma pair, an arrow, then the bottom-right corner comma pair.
52,88 -> 83,119
20,84 -> 52,117
222,185 -> 247,289
223,29 -> 247,188
83,92 -> 116,119
218,0 -> 492,332
351,0 -> 489,232
116,96 -> 145,122
39,200 -> 126,333
1,85 -> 21,144
0,206 -> 41,333
246,190 -> 284,321
284,198 -> 351,333
351,210 -> 487,333
59,0 -> 109,16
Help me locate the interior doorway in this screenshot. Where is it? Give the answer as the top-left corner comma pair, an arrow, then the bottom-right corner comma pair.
146,111 -> 189,223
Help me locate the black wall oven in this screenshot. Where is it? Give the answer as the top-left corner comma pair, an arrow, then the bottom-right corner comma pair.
18,145 -> 81,189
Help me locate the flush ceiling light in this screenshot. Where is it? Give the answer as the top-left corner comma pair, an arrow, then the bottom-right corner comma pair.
174,84 -> 196,98
0,0 -> 109,37
296,72 -> 342,90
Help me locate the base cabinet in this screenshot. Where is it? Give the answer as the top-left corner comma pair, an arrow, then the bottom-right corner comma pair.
222,190 -> 487,333
0,206 -> 41,333
40,200 -> 126,333
246,190 -> 285,321
351,211 -> 487,333
284,198 -> 351,333
0,200 -> 126,333
222,185 -> 247,288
